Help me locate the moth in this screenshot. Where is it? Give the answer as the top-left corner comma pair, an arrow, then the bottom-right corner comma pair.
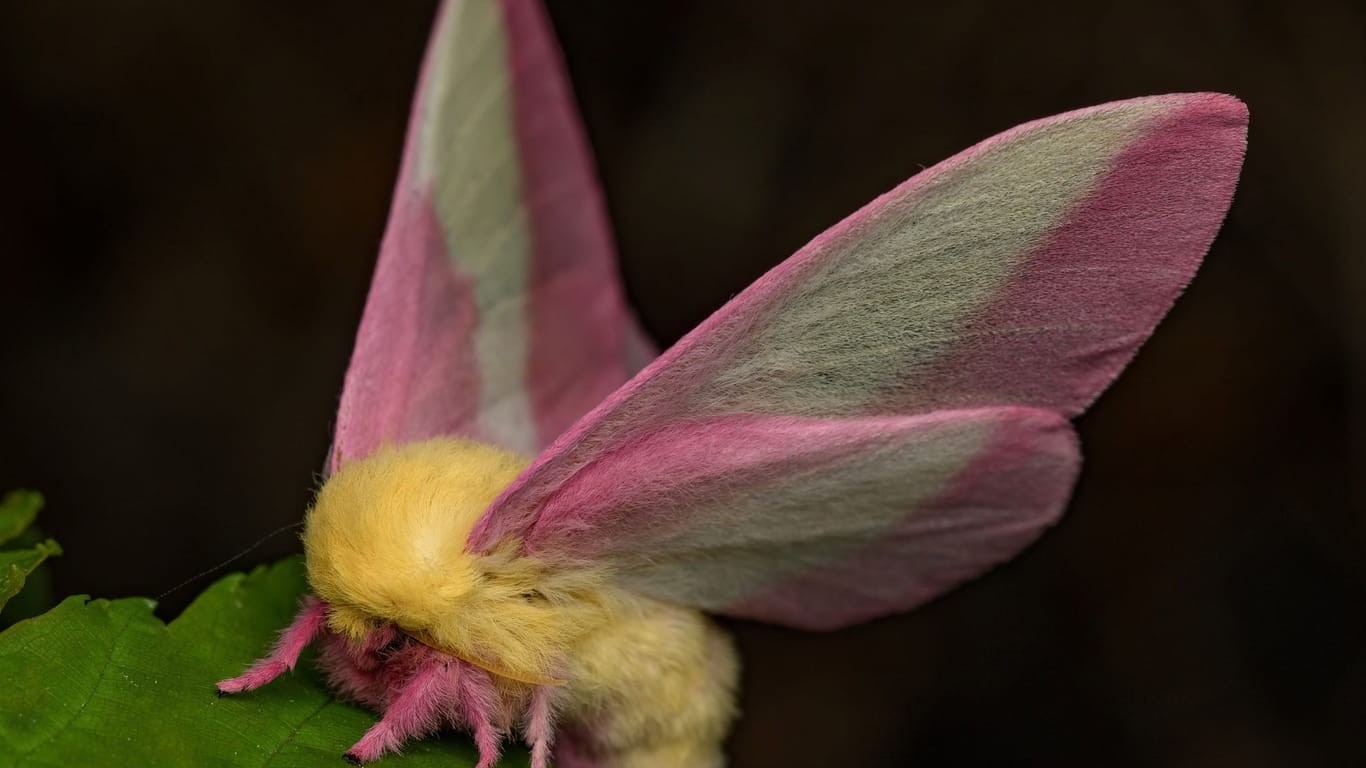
216,0 -> 1248,766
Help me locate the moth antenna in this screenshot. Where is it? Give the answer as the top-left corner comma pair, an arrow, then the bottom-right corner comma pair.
156,520 -> 304,600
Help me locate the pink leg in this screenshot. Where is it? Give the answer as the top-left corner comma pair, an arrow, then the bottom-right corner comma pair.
524,684 -> 555,768
351,623 -> 398,672
317,630 -> 390,709
344,650 -> 450,765
454,663 -> 502,768
218,595 -> 327,695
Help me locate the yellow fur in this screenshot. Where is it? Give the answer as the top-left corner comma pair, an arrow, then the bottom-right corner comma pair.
304,438 -> 739,764
565,596 -> 738,766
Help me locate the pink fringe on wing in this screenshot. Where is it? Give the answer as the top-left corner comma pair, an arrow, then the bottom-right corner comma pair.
730,407 -> 1078,628
917,93 -> 1249,417
328,191 -> 484,473
498,0 -> 646,448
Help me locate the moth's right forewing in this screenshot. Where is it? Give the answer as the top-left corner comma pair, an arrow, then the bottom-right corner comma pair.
471,94 -> 1246,628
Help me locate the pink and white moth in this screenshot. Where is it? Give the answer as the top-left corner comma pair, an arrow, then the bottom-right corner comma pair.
217,0 -> 1248,766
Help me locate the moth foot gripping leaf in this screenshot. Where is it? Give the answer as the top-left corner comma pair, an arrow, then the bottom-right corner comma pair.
321,625 -> 508,767
219,595 -> 535,767
216,595 -> 327,696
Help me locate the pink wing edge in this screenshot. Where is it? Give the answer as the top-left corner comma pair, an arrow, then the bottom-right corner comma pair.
519,406 -> 1081,630
502,0 -> 656,445
328,0 -> 650,475
917,91 -> 1249,418
460,93 -> 1245,628
470,92 -> 1248,560
731,408 -> 1080,629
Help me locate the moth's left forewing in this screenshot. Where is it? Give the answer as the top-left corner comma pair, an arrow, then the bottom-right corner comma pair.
330,0 -> 649,470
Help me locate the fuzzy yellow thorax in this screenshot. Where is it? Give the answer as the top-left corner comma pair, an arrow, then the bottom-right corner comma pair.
303,438 -> 609,685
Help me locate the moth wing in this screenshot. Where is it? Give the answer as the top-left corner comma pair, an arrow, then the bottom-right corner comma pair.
469,93 -> 1246,627
531,407 -> 1078,629
329,0 -> 650,472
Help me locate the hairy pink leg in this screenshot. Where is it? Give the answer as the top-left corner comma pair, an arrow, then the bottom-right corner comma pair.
524,684 -> 555,768
453,662 -> 502,768
317,629 -> 392,709
217,595 -> 327,695
352,623 -> 398,671
344,649 -> 449,765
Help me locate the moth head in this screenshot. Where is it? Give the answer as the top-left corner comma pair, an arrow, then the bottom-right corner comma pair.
302,438 -> 526,642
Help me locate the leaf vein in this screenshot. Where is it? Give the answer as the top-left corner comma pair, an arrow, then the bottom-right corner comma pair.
259,696 -> 335,768
15,607 -> 138,765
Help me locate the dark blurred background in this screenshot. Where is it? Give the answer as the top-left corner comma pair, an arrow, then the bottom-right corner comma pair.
3,1 -> 1364,765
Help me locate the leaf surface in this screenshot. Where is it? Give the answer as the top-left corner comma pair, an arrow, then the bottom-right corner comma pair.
0,491 -> 59,616
0,558 -> 527,767
0,491 -> 43,546
0,540 -> 61,612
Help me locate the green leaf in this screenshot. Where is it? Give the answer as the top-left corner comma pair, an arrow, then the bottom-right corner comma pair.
0,545 -> 55,628
0,491 -> 43,546
0,491 -> 59,616
0,557 -> 529,767
0,540 -> 61,613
